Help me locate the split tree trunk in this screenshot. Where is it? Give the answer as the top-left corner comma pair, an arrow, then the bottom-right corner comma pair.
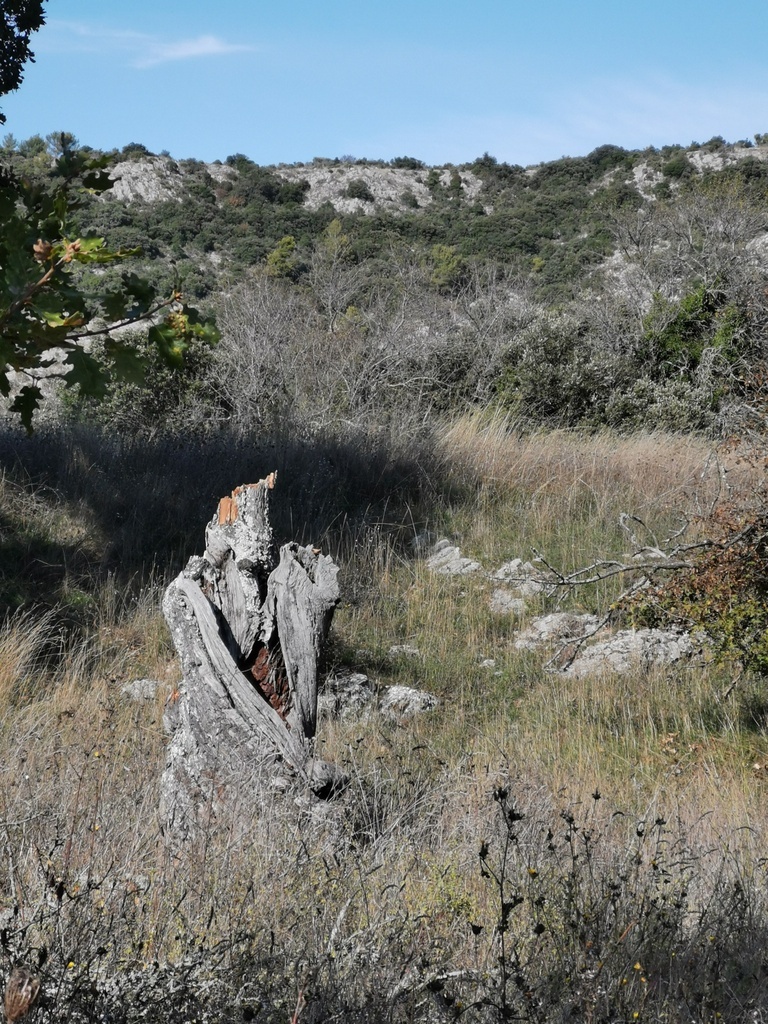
160,474 -> 343,841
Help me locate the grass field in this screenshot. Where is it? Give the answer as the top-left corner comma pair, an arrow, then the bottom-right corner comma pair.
1,417 -> 768,1022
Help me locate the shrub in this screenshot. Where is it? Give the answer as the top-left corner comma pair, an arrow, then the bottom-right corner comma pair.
346,178 -> 375,202
628,496 -> 768,675
428,243 -> 466,293
663,154 -> 692,178
390,155 -> 425,170
493,310 -> 631,426
603,375 -> 718,432
639,285 -> 749,400
225,152 -> 254,169
120,141 -> 153,159
69,329 -> 217,437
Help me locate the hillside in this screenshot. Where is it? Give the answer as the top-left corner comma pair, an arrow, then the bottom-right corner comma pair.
5,131 -> 767,318
6,133 -> 761,303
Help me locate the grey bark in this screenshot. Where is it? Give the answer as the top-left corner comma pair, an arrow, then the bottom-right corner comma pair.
160,475 -> 343,841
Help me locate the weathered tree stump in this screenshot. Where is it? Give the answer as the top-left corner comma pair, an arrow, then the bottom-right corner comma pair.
160,474 -> 343,840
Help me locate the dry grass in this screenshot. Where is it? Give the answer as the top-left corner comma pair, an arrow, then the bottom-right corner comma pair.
439,409 -> 757,505
2,419 -> 768,1021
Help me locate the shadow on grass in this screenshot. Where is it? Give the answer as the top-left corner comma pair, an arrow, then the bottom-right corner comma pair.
0,419 -> 449,616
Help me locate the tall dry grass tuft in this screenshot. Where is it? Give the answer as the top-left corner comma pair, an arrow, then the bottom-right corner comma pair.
439,409 -> 758,510
422,412 -> 766,609
0,612 -> 63,706
3,969 -> 40,1023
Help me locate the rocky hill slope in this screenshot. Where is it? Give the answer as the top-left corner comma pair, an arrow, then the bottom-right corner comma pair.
73,134 -> 767,305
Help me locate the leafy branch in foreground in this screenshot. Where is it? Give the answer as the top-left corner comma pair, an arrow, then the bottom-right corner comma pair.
0,2 -> 47,117
0,142 -> 219,430
626,500 -> 768,677
533,474 -> 768,680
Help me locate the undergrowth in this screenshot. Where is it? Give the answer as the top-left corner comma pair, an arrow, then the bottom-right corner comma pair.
1,416 -> 768,1022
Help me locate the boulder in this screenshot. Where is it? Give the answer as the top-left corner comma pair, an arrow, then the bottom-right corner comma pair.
514,612 -> 600,651
379,685 -> 439,719
564,627 -> 698,677
492,558 -> 553,597
489,589 -> 527,616
319,670 -> 375,720
120,678 -> 160,701
426,539 -> 482,576
389,643 -> 422,657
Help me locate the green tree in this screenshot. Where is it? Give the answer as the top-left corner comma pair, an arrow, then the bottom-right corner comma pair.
428,244 -> 466,293
448,169 -> 463,199
309,218 -> 359,330
0,0 -> 47,122
390,155 -> 424,170
45,130 -> 79,158
0,11 -> 218,430
663,154 -> 691,179
266,235 -> 299,279
346,178 -> 374,202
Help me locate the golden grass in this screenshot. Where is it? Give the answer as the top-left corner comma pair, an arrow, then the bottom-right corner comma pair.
441,411 -> 715,491
439,409 -> 758,506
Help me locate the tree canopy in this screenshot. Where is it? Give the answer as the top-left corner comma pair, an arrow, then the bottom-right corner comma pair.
0,3 -> 218,431
0,0 -> 46,122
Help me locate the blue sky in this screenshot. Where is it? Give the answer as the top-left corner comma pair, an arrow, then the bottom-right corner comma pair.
3,0 -> 768,167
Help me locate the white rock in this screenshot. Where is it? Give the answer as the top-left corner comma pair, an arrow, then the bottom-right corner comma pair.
515,613 -> 600,651
426,541 -> 482,575
517,579 -> 547,598
319,671 -> 374,719
121,678 -> 160,701
631,547 -> 669,562
274,163 -> 483,215
108,157 -> 183,203
379,685 -> 438,719
491,558 -> 551,596
492,558 -> 525,581
489,589 -> 527,616
564,628 -> 697,677
389,644 -> 421,657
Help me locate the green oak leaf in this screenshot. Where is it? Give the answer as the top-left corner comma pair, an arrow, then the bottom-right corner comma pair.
62,347 -> 109,399
148,322 -> 188,366
8,384 -> 43,435
101,339 -> 147,385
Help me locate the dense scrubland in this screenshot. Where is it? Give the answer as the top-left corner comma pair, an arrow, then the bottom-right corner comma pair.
4,132 -> 768,1022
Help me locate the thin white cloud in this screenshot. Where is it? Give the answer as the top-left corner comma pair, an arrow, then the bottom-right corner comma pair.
41,20 -> 255,69
39,20 -> 156,52
133,35 -> 256,69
